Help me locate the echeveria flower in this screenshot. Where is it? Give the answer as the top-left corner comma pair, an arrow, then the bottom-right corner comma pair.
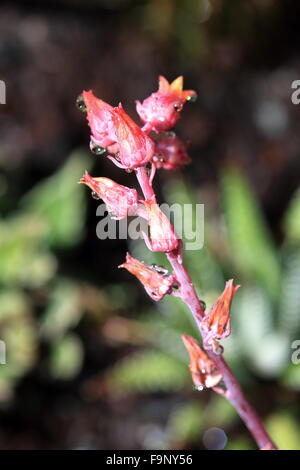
153,133 -> 191,170
112,104 -> 154,169
136,76 -> 197,133
182,334 -> 222,389
81,90 -> 116,149
142,198 -> 179,252
119,253 -> 176,301
201,280 -> 240,351
79,171 -> 139,220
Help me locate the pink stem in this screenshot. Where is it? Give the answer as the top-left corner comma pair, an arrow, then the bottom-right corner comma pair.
135,166 -> 155,201
212,355 -> 277,450
167,250 -> 205,327
135,166 -> 277,450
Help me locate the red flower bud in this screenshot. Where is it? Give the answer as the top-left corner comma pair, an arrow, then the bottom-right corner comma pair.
82,90 -> 116,149
182,334 -> 222,389
112,104 -> 154,169
79,171 -> 138,220
119,253 -> 176,301
136,76 -> 197,133
142,198 -> 179,252
153,133 -> 191,170
201,280 -> 240,351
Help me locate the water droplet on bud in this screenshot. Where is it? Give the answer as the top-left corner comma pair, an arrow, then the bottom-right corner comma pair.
195,385 -> 204,392
165,131 -> 176,137
151,264 -> 169,275
91,191 -> 100,200
187,93 -> 197,102
90,142 -> 107,156
173,103 -> 183,112
76,94 -> 86,112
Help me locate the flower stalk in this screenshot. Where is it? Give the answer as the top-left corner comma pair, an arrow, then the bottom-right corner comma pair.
135,131 -> 277,451
78,76 -> 277,450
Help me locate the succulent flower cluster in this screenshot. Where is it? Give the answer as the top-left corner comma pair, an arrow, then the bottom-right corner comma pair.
78,76 -> 239,391
77,76 -> 277,449
78,76 -> 194,172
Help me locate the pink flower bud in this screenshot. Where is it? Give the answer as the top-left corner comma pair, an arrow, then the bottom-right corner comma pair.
111,104 -> 154,169
136,76 -> 197,133
81,90 -> 116,149
79,171 -> 139,220
201,280 -> 240,351
182,334 -> 222,389
153,133 -> 191,170
119,253 -> 177,301
142,198 -> 179,252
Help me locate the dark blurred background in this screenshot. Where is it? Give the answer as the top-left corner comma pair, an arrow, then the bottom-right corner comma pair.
0,0 -> 300,450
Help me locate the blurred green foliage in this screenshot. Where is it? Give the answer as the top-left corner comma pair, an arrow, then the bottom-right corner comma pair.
0,151 -> 94,400
106,349 -> 189,393
22,151 -> 89,249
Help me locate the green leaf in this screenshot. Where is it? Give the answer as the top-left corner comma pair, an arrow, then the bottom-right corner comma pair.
105,349 -> 189,393
250,332 -> 289,378
235,284 -> 273,350
278,248 -> 300,336
0,289 -> 37,400
235,284 -> 288,376
266,412 -> 300,450
49,334 -> 83,380
167,401 -> 204,445
22,150 -> 91,248
0,289 -> 31,321
4,318 -> 37,377
39,279 -> 81,340
281,364 -> 300,391
0,215 -> 56,287
221,167 -> 280,301
156,295 -> 199,339
284,188 -> 300,244
138,305 -> 197,361
204,395 -> 237,429
226,437 -> 254,450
